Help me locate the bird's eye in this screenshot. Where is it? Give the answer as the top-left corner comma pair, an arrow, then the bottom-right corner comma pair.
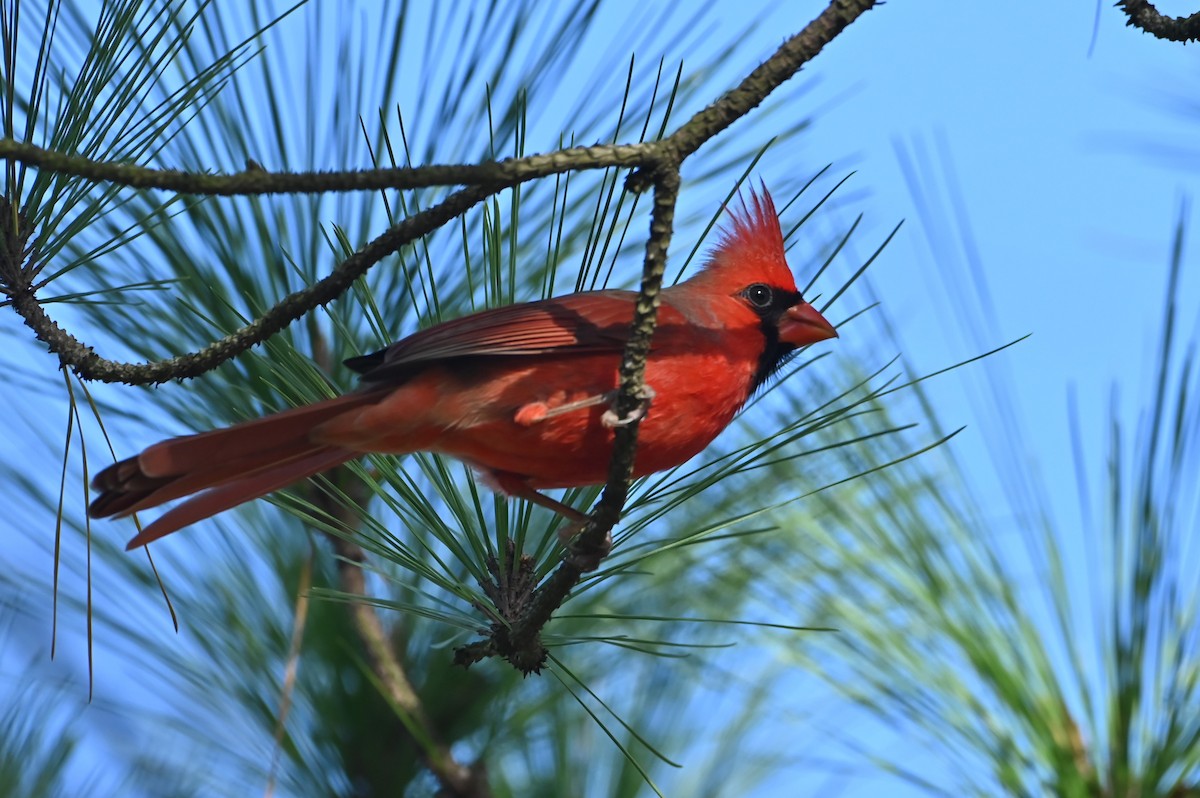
743,283 -> 774,309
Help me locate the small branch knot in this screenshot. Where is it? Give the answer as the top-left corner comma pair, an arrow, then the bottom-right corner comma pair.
461,541 -> 549,675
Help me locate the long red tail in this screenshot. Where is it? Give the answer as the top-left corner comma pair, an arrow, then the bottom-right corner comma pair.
89,391 -> 386,549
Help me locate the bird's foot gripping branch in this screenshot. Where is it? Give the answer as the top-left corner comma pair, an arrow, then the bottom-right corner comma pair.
601,383 -> 656,428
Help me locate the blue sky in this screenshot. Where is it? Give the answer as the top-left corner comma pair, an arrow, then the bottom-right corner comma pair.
775,4 -> 1199,790
2,1 -> 1198,795
790,0 -> 1198,472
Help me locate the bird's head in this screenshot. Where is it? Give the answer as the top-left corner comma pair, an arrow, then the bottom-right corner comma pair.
691,186 -> 837,348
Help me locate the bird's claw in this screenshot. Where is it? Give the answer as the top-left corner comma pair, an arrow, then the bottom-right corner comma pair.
601,384 -> 656,428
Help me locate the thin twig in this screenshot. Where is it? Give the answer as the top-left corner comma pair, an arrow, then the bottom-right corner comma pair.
0,138 -> 650,195
628,0 -> 880,191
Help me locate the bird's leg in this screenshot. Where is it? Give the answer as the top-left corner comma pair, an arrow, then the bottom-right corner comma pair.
512,483 -> 611,570
487,469 -> 584,521
487,470 -> 611,567
600,383 -> 656,428
510,485 -> 586,523
513,391 -> 615,426
513,384 -> 656,429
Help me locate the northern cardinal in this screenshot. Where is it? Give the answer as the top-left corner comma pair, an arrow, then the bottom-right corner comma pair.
89,188 -> 837,549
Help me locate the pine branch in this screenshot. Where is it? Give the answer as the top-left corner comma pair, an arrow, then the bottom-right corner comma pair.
3,0 -> 880,388
1116,0 -> 1200,43
10,0 -> 881,678
0,137 -> 651,195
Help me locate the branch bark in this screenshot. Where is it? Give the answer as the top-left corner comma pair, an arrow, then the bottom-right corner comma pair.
0,138 -> 650,196
1117,0 -> 1200,43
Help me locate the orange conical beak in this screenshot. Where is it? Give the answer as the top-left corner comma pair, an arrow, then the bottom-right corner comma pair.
779,302 -> 837,346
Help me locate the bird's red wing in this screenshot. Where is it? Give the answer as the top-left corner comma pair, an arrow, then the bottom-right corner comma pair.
348,290 -> 677,383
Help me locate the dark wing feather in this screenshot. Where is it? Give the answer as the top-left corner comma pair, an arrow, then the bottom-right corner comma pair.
347,290 -> 658,384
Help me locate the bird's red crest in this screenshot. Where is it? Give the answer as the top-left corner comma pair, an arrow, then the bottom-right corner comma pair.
699,186 -> 797,293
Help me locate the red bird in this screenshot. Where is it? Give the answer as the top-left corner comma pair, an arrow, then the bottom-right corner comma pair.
89,189 -> 837,549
